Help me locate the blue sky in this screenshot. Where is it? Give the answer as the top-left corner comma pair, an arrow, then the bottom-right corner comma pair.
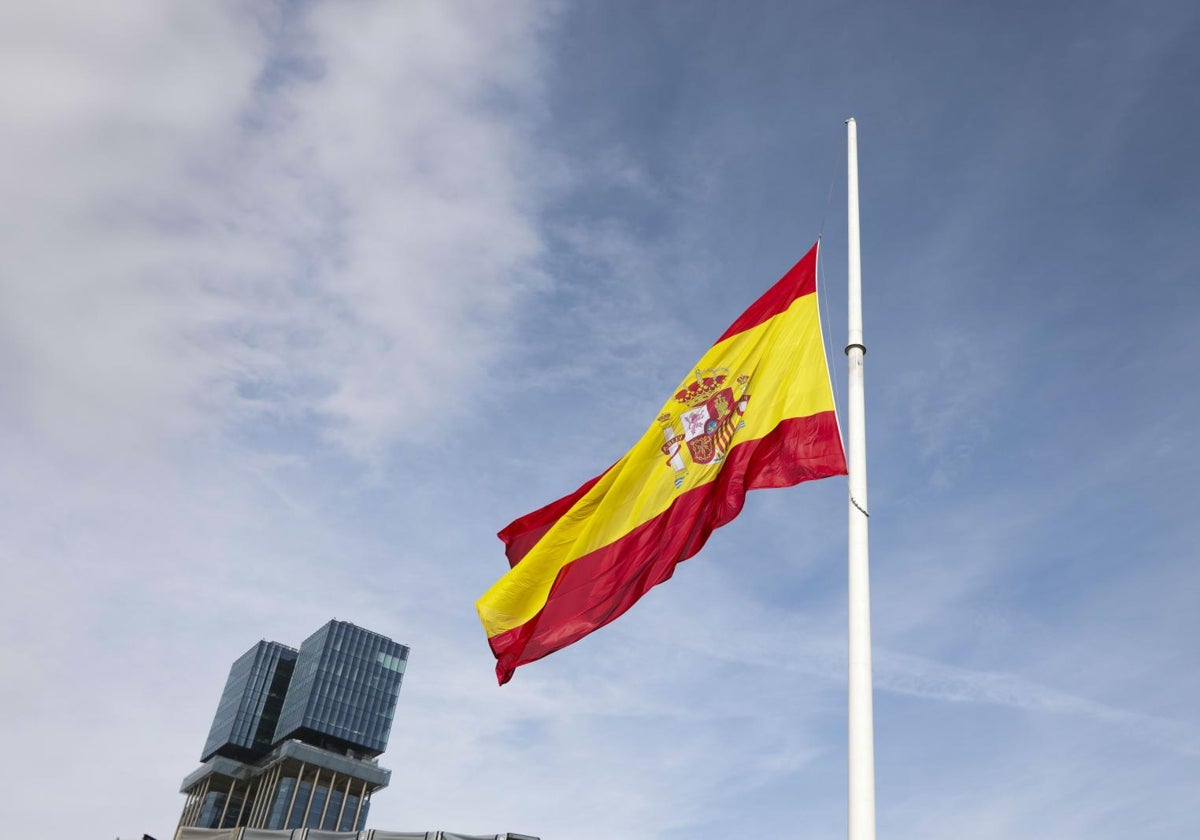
1,2 -> 1198,838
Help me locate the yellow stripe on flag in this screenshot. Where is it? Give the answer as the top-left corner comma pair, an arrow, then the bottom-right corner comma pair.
478,289 -> 832,637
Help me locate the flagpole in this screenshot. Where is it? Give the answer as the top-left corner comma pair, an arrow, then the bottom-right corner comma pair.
845,117 -> 876,840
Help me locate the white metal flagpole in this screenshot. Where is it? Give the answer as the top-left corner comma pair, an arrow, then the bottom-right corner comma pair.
845,116 -> 877,840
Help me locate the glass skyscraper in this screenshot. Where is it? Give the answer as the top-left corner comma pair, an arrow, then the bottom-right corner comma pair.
201,641 -> 298,763
177,620 -> 408,834
274,620 -> 407,757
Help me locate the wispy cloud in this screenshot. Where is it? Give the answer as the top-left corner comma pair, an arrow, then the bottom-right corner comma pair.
0,1 -> 552,463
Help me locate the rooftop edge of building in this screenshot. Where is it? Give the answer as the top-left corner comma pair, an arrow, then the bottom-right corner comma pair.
176,830 -> 539,840
175,830 -> 537,835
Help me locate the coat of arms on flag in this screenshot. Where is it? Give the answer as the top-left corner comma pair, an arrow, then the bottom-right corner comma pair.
657,369 -> 751,486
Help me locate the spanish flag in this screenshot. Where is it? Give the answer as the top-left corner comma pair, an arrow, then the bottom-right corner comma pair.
477,242 -> 846,684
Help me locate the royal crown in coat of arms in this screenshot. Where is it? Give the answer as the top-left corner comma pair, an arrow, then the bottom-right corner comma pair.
657,367 -> 751,487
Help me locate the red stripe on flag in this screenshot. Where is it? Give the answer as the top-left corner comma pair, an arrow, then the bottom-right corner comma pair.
715,243 -> 818,343
487,410 -> 845,684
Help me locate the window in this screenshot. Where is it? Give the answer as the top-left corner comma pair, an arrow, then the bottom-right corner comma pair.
306,784 -> 328,828
322,789 -> 345,830
266,777 -> 296,829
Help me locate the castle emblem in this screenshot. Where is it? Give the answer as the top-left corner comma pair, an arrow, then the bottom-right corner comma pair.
658,368 -> 751,487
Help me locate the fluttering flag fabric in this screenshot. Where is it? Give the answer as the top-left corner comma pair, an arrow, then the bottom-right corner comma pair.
477,242 -> 846,684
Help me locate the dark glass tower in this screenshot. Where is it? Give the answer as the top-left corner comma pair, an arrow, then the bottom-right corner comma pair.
201,641 -> 298,762
274,620 -> 407,757
177,620 -> 408,834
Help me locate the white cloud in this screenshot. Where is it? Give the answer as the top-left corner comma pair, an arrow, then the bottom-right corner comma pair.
0,0 -> 551,463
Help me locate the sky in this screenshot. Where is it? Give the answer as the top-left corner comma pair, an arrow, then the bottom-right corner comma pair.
1,1 -> 1198,838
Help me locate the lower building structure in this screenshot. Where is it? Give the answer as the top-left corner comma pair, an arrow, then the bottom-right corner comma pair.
178,738 -> 390,831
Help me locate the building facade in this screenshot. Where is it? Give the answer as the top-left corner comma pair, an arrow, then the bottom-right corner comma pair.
177,620 -> 408,835
274,620 -> 405,756
201,641 -> 298,763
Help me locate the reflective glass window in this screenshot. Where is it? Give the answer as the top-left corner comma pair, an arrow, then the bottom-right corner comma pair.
322,788 -> 345,830
197,790 -> 225,828
339,794 -> 359,832
286,779 -> 312,829
266,777 -> 296,829
306,784 -> 328,828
